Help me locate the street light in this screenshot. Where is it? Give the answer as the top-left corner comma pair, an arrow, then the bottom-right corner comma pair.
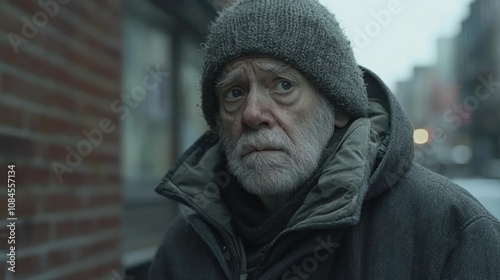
413,129 -> 429,145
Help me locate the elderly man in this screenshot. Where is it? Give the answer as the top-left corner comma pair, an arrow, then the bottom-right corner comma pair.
150,0 -> 500,279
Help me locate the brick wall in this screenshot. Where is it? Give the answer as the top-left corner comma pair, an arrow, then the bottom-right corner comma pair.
0,1 -> 123,279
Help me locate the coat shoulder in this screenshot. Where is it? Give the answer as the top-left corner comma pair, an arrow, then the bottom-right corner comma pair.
375,162 -> 499,231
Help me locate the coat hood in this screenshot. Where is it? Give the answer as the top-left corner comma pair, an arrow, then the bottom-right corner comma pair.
155,66 -> 414,233
361,66 -> 414,200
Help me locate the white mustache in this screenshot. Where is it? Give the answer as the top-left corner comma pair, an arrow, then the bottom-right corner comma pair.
234,130 -> 292,158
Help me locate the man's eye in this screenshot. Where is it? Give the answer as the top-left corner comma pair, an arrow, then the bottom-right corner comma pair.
275,80 -> 293,92
224,89 -> 244,100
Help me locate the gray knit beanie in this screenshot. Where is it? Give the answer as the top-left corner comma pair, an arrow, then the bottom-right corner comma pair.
201,0 -> 368,130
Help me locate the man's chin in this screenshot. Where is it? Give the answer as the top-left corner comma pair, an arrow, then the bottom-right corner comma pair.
240,178 -> 297,197
234,167 -> 298,193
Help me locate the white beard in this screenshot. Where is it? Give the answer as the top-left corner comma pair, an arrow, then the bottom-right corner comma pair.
218,99 -> 336,197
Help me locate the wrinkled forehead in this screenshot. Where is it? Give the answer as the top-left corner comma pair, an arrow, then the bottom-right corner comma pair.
215,56 -> 305,87
222,56 -> 290,72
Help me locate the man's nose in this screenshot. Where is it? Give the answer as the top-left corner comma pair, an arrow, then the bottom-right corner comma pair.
241,90 -> 275,129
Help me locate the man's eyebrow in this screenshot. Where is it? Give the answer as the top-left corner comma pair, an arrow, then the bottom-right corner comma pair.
257,61 -> 291,75
215,61 -> 293,90
215,68 -> 245,90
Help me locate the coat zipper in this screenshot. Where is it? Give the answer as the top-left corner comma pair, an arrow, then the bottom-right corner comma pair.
175,193 -> 247,279
257,228 -> 299,269
224,231 -> 248,280
256,223 -> 342,270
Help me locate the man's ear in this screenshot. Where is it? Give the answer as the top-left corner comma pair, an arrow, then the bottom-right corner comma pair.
334,111 -> 350,128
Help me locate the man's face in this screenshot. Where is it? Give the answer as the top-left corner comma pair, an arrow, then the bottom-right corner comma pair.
215,57 -> 338,197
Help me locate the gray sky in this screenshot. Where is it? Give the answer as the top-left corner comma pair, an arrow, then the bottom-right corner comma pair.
319,0 -> 474,91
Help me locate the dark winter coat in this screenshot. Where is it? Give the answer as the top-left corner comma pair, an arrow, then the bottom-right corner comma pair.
149,67 -> 500,280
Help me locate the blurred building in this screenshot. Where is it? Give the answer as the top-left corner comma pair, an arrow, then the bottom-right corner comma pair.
431,37 -> 463,171
457,0 -> 500,178
396,65 -> 444,170
395,0 -> 500,177
397,55 -> 462,173
0,0 -> 227,279
397,66 -> 438,129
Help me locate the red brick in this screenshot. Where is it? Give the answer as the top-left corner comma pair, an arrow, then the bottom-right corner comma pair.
105,173 -> 121,185
16,221 -> 50,247
76,238 -> 119,261
84,151 -> 120,166
16,165 -> 51,187
45,144 -> 118,167
30,114 -> 83,137
6,0 -> 52,17
54,220 -> 74,239
0,134 -> 37,159
45,154 -> 119,187
89,193 -> 121,207
94,215 -> 121,231
47,248 -> 73,268
0,102 -> 26,129
53,171 -> 95,187
0,3 -> 121,67
0,262 -> 5,280
56,259 -> 121,280
1,1 -> 124,279
0,0 -> 121,61
78,120 -> 121,146
55,219 -> 93,239
45,143 -> 70,162
56,214 -> 121,240
16,255 -> 41,276
0,206 -> 7,220
0,41 -> 119,102
43,193 -> 84,212
34,30 -> 121,82
16,194 -> 39,217
0,229 -> 9,248
56,21 -> 121,63
49,168 -> 106,188
102,0 -> 124,18
66,2 -> 122,42
2,72 -> 78,114
0,6 -> 32,44
80,104 -> 121,126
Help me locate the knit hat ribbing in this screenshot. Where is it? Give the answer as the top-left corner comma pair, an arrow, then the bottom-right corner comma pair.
201,0 -> 368,130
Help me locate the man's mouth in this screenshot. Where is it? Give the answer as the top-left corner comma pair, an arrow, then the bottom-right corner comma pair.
242,147 -> 284,158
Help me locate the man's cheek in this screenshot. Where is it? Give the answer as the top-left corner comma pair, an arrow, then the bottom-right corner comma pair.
225,120 -> 242,142
219,113 -> 238,133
